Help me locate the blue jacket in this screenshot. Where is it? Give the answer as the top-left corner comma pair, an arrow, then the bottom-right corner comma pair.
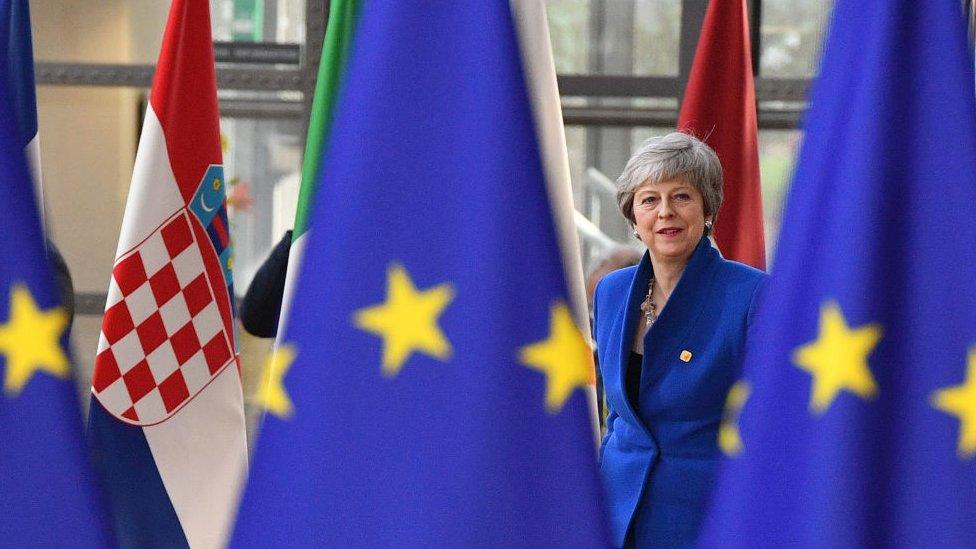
593,237 -> 765,547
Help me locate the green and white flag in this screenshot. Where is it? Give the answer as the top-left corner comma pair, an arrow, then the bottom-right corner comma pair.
276,0 -> 361,339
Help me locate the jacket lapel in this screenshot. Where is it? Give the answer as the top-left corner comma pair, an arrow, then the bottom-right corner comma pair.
615,251 -> 653,429
615,238 -> 720,427
647,237 -> 720,351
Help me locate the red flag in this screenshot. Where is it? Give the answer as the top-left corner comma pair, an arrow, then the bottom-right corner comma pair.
678,0 -> 765,269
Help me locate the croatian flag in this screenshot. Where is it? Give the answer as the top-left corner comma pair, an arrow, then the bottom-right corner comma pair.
87,1 -> 247,547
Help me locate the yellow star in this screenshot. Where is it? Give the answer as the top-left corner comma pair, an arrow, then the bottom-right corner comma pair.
353,264 -> 455,377
719,380 -> 750,456
931,347 -> 976,458
792,301 -> 882,414
0,284 -> 69,397
252,344 -> 296,419
518,302 -> 594,414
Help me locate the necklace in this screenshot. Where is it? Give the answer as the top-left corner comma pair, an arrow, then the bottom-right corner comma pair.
640,277 -> 657,328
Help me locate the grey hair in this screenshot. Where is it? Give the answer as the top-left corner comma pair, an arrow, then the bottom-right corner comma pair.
615,132 -> 724,228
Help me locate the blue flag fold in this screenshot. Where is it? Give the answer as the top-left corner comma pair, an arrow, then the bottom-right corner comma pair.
700,0 -> 976,546
233,2 -> 609,546
0,0 -> 37,150
0,23 -> 111,545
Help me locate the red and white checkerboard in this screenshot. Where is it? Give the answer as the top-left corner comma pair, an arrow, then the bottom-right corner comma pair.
93,211 -> 234,425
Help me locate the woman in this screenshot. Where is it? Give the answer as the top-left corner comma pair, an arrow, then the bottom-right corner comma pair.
593,133 -> 765,547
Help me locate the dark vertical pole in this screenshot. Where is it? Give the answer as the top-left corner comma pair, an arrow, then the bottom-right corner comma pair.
678,0 -> 708,106
749,0 -> 762,77
301,0 -> 329,148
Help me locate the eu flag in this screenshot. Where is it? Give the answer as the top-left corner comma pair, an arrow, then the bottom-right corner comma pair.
699,0 -> 976,546
232,1 -> 609,546
0,54 -> 111,546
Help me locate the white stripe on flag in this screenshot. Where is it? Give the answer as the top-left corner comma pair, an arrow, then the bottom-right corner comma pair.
115,107 -> 184,256
512,0 -> 601,441
274,230 -> 307,344
25,134 -> 43,226
511,0 -> 589,335
144,366 -> 247,548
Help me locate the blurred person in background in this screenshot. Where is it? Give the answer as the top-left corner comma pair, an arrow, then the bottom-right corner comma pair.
239,231 -> 291,338
586,246 -> 642,312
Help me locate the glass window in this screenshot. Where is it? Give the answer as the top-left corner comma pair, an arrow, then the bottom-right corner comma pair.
758,129 -> 801,262
759,0 -> 834,77
632,0 -> 681,76
32,0 -> 306,65
220,115 -> 304,295
547,0 -> 681,76
547,0 -> 589,74
211,0 -> 306,43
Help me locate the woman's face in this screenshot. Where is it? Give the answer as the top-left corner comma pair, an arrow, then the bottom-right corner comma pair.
632,178 -> 708,266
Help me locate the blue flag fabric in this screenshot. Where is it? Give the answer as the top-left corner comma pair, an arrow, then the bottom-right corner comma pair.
232,2 -> 609,546
0,0 -> 36,150
0,57 -> 111,546
699,1 -> 976,547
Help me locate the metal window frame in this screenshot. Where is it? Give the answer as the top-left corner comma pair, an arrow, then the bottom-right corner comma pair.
560,0 -> 809,128
37,1 -> 812,126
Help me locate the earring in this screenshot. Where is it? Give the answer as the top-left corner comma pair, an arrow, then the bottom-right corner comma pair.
705,220 -> 713,230
633,229 -> 640,239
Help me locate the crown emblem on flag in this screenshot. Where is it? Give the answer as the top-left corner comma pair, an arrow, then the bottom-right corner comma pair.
92,209 -> 235,425
189,165 -> 235,291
